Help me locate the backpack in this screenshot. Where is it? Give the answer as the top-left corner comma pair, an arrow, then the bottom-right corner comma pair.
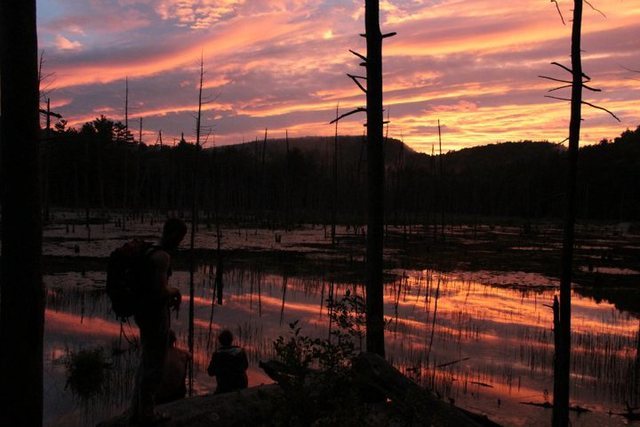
106,239 -> 155,320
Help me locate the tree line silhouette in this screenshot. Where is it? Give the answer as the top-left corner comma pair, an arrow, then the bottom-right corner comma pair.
43,116 -> 640,223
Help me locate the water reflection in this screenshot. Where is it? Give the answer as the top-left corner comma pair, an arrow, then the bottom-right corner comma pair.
43,266 -> 639,426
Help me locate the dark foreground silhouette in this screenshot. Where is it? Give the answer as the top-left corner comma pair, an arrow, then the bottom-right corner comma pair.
98,353 -> 495,427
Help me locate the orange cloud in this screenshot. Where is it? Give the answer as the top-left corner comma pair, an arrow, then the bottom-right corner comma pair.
49,13 -> 306,90
40,0 -> 640,153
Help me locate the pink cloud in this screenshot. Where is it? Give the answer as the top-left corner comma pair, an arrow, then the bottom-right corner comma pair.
37,0 -> 640,153
54,35 -> 83,51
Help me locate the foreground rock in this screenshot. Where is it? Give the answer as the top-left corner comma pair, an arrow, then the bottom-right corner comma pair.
96,384 -> 283,427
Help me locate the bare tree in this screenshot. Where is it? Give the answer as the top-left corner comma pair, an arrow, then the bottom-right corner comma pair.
543,2 -> 619,425
332,105 -> 339,246
331,0 -> 394,357
364,0 -> 386,357
0,1 -> 44,426
188,54 -> 205,396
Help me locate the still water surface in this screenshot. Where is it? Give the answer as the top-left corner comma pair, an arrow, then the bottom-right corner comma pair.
43,263 -> 639,427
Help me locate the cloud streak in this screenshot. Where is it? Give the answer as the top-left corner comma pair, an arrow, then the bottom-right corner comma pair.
38,0 -> 640,151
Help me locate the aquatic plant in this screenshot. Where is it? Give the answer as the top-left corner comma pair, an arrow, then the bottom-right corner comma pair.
65,346 -> 111,400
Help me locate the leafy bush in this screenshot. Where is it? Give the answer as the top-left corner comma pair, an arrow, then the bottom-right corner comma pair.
274,290 -> 365,372
271,290 -> 370,425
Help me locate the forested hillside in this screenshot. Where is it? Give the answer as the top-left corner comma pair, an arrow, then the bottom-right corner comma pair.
38,116 -> 640,222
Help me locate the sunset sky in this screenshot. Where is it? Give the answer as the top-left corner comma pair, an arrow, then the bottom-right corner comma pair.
37,0 -> 640,152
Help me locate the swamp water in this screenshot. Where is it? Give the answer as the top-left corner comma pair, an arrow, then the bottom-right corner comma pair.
44,266 -> 640,427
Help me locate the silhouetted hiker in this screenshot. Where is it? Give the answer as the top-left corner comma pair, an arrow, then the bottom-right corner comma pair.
156,330 -> 191,404
130,218 -> 187,426
207,330 -> 249,394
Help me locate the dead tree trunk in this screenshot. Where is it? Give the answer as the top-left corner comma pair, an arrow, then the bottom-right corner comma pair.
365,0 -> 386,357
0,1 -> 44,425
122,77 -> 129,211
188,55 -> 205,397
553,1 -> 583,425
332,105 -> 339,246
438,119 -> 445,241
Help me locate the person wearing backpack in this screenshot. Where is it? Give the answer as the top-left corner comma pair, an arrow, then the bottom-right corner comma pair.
129,218 -> 187,426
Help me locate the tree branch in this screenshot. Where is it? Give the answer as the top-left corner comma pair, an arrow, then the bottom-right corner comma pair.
551,61 -> 573,75
539,75 -> 572,84
545,95 -> 571,102
584,0 -> 606,18
329,107 -> 366,124
548,84 -> 572,93
550,61 -> 591,80
39,109 -> 62,119
347,73 -> 367,93
349,50 -> 367,62
547,96 -> 621,121
582,101 -> 620,121
581,83 -> 601,92
550,0 -> 566,25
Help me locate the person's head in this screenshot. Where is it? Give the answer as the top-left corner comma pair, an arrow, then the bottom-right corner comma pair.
218,329 -> 233,347
161,218 -> 187,250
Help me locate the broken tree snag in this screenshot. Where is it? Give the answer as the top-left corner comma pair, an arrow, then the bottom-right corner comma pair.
365,0 -> 386,359
554,1 -> 583,426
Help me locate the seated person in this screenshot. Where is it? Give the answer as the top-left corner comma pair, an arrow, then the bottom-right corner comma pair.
207,329 -> 249,393
156,330 -> 191,404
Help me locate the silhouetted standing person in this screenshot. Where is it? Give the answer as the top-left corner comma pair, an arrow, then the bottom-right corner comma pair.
130,219 -> 187,426
207,330 -> 249,394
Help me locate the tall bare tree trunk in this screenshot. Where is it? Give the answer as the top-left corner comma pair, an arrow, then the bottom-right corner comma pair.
188,55 -> 205,397
365,0 -> 385,357
438,120 -> 445,241
0,1 -> 44,425
553,1 -> 583,426
332,105 -> 339,246
122,78 -> 129,210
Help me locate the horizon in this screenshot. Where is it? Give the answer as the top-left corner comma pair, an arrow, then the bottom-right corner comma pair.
37,0 -> 640,153
50,119 -> 635,155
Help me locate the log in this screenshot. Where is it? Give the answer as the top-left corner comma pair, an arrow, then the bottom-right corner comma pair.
96,384 -> 282,427
258,360 -> 305,389
350,352 -> 486,427
520,401 -> 591,414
